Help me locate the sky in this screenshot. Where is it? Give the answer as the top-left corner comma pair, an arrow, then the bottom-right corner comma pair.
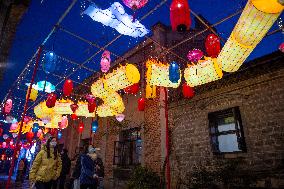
0,0 -> 283,118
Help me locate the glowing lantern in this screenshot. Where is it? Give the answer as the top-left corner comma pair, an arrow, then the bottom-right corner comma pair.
27,88 -> 38,101
2,142 -> 7,148
92,120 -> 98,133
138,98 -> 145,111
70,103 -> 79,113
88,101 -> 96,113
57,131 -> 62,139
169,61 -> 181,83
184,57 -> 223,87
32,123 -> 39,133
78,122 -> 84,133
60,116 -> 68,129
123,0 -> 148,10
42,51 -> 57,74
116,114 -> 125,122
71,114 -> 78,120
26,131 -> 34,141
49,129 -> 57,136
182,83 -> 194,98
124,83 -> 139,94
279,42 -> 284,53
37,129 -> 43,138
3,134 -> 9,140
86,94 -> 95,104
217,0 -> 283,72
12,133 -> 18,138
46,93 -> 57,108
187,49 -> 203,63
10,123 -> 18,130
170,0 -> 191,32
100,50 -> 111,73
5,116 -> 14,123
63,79 -> 73,96
205,34 -> 221,58
4,99 -> 12,114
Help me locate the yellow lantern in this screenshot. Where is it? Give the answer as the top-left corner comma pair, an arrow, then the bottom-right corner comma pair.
27,88 -> 38,101
252,0 -> 283,14
217,0 -> 282,72
184,57 -> 223,87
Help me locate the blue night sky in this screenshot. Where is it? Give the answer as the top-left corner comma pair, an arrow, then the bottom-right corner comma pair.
0,0 -> 283,118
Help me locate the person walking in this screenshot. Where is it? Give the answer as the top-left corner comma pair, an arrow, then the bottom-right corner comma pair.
29,137 -> 62,189
80,145 -> 98,189
58,149 -> 71,189
17,158 -> 25,183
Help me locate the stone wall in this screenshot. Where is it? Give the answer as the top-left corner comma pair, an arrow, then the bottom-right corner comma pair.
168,54 -> 284,188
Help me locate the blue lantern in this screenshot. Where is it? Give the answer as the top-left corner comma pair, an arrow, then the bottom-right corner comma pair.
92,120 -> 98,133
57,131 -> 62,139
42,51 -> 57,74
169,61 -> 180,83
32,123 -> 39,133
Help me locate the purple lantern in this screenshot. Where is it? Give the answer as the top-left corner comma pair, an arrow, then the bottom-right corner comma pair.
187,49 -> 203,63
100,50 -> 111,73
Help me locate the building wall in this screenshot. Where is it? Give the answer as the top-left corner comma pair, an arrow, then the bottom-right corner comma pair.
168,61 -> 284,188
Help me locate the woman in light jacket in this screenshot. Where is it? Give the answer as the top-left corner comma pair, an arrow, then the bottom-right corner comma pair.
29,137 -> 62,189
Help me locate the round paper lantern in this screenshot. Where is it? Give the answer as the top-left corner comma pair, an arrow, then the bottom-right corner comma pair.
138,98 -> 145,111
205,34 -> 221,58
46,93 -> 57,108
3,134 -> 9,140
60,116 -> 68,129
26,131 -> 34,141
4,99 -> 12,114
10,123 -> 18,130
122,0 -> 148,10
63,79 -> 73,96
116,114 -> 125,122
124,83 -> 139,94
42,51 -> 57,74
78,122 -> 84,133
37,129 -> 43,138
57,131 -> 62,139
88,101 -> 96,113
170,0 -> 191,32
71,114 -> 78,120
32,123 -> 39,133
169,61 -> 180,83
91,120 -> 98,133
187,49 -> 203,63
100,50 -> 111,73
70,103 -> 79,113
2,142 -> 6,148
27,88 -> 38,101
182,83 -> 195,98
279,42 -> 284,53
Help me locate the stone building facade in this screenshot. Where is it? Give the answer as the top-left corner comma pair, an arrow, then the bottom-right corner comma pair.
63,22 -> 284,188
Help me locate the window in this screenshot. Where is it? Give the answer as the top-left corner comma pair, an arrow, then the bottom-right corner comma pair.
208,107 -> 246,154
113,128 -> 142,166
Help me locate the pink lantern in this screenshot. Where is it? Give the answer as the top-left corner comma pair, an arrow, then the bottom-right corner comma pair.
2,142 -> 7,148
279,42 -> 284,53
10,123 -> 18,130
187,49 -> 203,63
3,134 -> 9,140
37,129 -> 43,138
4,99 -> 12,114
86,94 -> 95,104
122,0 -> 148,10
9,141 -> 13,146
100,50 -> 111,73
60,116 -> 68,129
116,114 -> 125,122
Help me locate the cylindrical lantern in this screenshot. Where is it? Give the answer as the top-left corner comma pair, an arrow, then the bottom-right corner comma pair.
170,0 -> 191,32
42,51 -> 57,74
205,34 -> 221,58
182,83 -> 195,98
60,116 -> 68,129
46,93 -> 57,108
32,123 -> 39,133
26,131 -> 34,141
4,99 -> 12,114
92,120 -> 98,133
27,88 -> 38,101
63,79 -> 73,96
78,122 -> 84,133
116,114 -> 125,122
88,101 -> 96,113
100,50 -> 111,73
169,61 -> 181,83
138,98 -> 145,111
124,83 -> 139,94
57,131 -> 62,139
187,49 -> 203,63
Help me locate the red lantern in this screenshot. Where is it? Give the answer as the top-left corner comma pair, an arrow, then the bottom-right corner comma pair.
49,129 -> 57,136
26,131 -> 34,142
70,103 -> 79,113
170,0 -> 191,32
182,83 -> 194,98
63,79 -> 73,96
78,122 -> 84,133
71,114 -> 78,120
205,34 -> 221,58
46,93 -> 57,108
124,83 -> 139,94
88,102 -> 96,113
138,98 -> 145,111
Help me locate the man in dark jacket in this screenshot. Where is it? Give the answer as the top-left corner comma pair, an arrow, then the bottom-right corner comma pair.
59,149 -> 71,189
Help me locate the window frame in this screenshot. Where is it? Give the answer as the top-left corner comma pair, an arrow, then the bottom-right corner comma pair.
208,107 -> 247,155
